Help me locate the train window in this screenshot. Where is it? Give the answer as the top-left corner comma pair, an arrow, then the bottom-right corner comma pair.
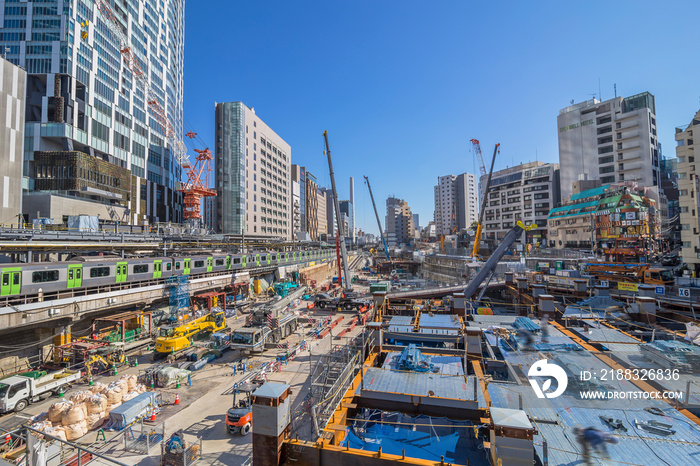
175,262 -> 180,270
233,258 -> 241,264
215,259 -> 224,266
194,260 -> 204,268
271,255 -> 277,261
133,265 -> 149,274
90,267 -> 110,278
32,270 -> 59,283
2,275 -> 8,286
261,256 -> 267,262
166,263 -> 172,271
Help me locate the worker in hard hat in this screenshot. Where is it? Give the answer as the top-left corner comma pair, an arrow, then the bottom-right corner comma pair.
573,427 -> 619,465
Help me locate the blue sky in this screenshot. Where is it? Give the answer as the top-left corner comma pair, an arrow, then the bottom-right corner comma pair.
183,1 -> 699,235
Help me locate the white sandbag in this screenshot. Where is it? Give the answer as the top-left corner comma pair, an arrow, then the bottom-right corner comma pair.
64,420 -> 88,441
30,421 -> 53,431
86,394 -> 107,414
135,383 -> 146,394
46,426 -> 67,442
105,388 -> 122,405
86,412 -> 105,430
48,401 -> 73,424
123,374 -> 138,391
90,382 -> 108,394
68,390 -> 91,404
105,401 -> 121,413
61,403 -> 86,426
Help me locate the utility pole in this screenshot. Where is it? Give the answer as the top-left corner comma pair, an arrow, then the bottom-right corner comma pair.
323,131 -> 352,292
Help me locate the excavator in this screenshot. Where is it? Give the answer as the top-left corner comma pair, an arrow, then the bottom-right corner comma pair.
154,311 -> 226,358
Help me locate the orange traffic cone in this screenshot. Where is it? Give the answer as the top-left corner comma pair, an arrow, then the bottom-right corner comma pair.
149,408 -> 156,422
174,393 -> 180,405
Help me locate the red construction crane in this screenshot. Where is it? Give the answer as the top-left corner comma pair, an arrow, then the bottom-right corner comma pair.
470,138 -> 487,177
94,1 -> 215,221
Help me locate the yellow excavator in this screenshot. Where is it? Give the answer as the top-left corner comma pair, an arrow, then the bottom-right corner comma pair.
155,311 -> 226,357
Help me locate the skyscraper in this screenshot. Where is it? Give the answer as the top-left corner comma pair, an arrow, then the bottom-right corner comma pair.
0,56 -> 26,225
557,92 -> 661,202
339,200 -> 353,244
433,173 -> 478,236
349,176 -> 355,243
214,102 -> 291,239
3,0 -> 186,225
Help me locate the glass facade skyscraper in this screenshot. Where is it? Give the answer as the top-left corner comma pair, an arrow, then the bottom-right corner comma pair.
1,0 -> 185,224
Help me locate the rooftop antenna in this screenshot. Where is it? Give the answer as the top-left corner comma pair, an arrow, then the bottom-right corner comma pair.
598,78 -> 602,101
614,83 -> 617,98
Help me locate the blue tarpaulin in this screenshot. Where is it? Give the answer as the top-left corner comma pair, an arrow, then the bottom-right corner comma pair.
339,411 -> 487,465
108,392 -> 157,430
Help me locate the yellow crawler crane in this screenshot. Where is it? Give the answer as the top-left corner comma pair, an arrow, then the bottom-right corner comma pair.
155,311 -> 226,356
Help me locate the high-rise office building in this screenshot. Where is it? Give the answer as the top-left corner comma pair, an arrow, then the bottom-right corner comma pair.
349,177 -> 355,243
215,102 -> 291,238
305,171 -> 318,240
0,56 -> 26,225
339,200 -> 353,243
557,92 -> 661,202
434,173 -> 478,236
480,162 -> 560,245
3,0 -> 185,225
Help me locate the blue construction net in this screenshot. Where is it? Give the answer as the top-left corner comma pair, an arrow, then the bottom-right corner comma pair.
339,410 -> 484,464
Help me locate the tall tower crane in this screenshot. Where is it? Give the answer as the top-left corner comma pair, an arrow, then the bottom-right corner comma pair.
363,176 -> 391,262
94,1 -> 215,221
470,139 -> 487,178
472,143 -> 499,258
323,131 -> 352,292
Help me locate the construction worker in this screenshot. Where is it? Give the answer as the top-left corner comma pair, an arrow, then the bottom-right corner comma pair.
573,427 -> 618,465
516,328 -> 534,350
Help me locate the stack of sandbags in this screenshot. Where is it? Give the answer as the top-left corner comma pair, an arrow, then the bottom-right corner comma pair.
134,383 -> 147,394
122,390 -> 140,402
105,384 -> 123,413
85,394 -> 107,429
61,403 -> 88,441
48,401 -> 72,424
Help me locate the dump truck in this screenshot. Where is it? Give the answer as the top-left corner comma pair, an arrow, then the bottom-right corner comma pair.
0,368 -> 81,413
584,263 -> 674,286
154,311 -> 227,357
229,306 -> 298,353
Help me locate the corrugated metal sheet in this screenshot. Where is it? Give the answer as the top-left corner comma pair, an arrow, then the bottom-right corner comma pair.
419,314 -> 460,329
388,316 -> 413,327
488,383 -> 700,466
362,367 -> 485,406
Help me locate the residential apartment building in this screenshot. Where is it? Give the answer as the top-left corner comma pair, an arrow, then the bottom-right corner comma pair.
434,173 -> 478,236
660,155 -> 680,251
548,183 -> 660,261
676,110 -> 700,270
292,178 -> 301,237
214,102 -> 291,239
558,92 -> 661,203
305,171 -> 318,240
386,196 -> 414,247
480,162 -> 560,245
0,56 -> 25,225
3,0 -> 185,225
291,165 -> 306,237
317,188 -> 327,238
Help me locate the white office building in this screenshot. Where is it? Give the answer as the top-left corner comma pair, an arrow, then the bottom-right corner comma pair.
557,92 -> 661,202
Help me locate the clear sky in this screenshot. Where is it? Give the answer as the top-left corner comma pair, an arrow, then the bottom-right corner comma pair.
183,1 -> 699,236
